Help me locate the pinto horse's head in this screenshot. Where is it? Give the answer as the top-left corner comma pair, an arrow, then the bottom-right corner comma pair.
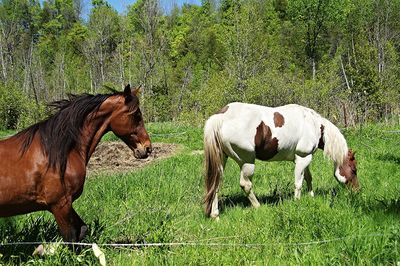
338,149 -> 359,191
108,84 -> 152,159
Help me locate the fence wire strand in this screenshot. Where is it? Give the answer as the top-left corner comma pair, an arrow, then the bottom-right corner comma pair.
0,233 -> 387,248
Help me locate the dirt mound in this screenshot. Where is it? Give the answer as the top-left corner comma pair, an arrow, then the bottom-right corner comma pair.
87,142 -> 180,175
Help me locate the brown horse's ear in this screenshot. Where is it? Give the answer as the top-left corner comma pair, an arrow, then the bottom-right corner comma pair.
124,84 -> 131,96
124,84 -> 133,103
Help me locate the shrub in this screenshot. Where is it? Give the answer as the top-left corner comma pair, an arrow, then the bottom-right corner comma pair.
0,83 -> 45,130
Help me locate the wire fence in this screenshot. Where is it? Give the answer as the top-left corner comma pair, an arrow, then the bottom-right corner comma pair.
149,131 -> 187,137
0,232 -> 388,249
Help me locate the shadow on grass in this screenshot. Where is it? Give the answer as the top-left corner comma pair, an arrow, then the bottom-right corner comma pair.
218,186 -> 294,214
0,216 -> 106,263
218,185 -> 347,214
374,198 -> 400,215
377,153 -> 400,164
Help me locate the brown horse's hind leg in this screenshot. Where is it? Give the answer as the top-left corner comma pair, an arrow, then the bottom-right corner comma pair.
51,200 -> 87,242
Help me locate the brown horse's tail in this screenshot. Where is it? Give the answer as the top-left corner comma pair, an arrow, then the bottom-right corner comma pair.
204,115 -> 224,217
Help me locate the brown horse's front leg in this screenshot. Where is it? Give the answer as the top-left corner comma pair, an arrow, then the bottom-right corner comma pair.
51,200 -> 87,242
72,208 -> 88,241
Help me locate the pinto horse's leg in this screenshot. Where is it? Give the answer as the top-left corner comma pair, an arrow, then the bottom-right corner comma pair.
240,163 -> 260,208
294,154 -> 312,199
51,199 -> 87,242
304,166 -> 314,197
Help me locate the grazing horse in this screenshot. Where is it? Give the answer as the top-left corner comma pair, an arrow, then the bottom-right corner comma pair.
204,102 -> 359,219
0,84 -> 152,241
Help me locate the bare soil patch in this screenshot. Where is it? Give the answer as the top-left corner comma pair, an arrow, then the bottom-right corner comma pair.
87,142 -> 180,175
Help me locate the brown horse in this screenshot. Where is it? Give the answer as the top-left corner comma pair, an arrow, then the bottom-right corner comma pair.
0,84 -> 152,242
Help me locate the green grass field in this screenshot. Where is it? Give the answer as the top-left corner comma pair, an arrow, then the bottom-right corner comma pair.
1,122 -> 399,265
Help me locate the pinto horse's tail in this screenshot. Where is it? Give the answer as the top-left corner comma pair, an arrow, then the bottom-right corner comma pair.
204,114 -> 224,217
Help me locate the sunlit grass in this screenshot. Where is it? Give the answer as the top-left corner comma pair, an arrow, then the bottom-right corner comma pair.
1,122 -> 399,265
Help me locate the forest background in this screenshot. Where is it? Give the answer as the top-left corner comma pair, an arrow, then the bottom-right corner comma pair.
0,0 -> 399,130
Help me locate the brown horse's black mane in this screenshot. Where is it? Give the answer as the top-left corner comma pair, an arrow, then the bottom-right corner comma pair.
16,91 -> 121,178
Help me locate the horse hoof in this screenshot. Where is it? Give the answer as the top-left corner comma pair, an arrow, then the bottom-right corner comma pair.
32,243 -> 61,256
32,244 -> 45,256
210,214 -> 220,221
211,215 -> 220,221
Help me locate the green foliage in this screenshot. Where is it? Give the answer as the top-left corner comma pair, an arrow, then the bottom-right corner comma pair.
127,0 -> 146,34
89,5 -> 121,47
287,0 -> 352,78
0,83 -> 42,130
66,23 -> 88,54
0,0 -> 399,134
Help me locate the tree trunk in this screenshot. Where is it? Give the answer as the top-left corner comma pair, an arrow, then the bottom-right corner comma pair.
0,28 -> 8,82
340,56 -> 350,90
312,57 -> 316,80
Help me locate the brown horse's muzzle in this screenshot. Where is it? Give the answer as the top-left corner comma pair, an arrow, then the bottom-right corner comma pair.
134,143 -> 152,159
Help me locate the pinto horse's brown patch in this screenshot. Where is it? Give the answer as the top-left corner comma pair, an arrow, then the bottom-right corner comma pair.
216,105 -> 229,114
318,124 -> 325,149
254,121 -> 279,161
273,112 -> 285,127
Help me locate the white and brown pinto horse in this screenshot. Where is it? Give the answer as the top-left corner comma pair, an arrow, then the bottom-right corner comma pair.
204,103 -> 359,218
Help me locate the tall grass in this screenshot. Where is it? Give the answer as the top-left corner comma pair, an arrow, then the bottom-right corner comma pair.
0,122 -> 399,265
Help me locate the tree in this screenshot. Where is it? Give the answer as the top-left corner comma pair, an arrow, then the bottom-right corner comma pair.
287,0 -> 351,79
86,3 -> 121,91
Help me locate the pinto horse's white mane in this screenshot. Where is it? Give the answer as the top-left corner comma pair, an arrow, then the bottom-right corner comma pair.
320,117 -> 348,167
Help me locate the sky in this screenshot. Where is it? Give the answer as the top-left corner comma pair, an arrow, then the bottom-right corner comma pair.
82,0 -> 202,16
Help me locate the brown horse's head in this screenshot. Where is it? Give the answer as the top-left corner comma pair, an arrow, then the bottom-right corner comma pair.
339,149 -> 359,191
109,84 -> 152,159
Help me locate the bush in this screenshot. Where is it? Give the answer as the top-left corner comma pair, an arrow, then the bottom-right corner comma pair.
0,83 -> 45,130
